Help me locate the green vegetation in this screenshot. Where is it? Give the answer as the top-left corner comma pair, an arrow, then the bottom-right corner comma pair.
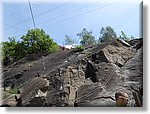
72,45 -> 84,53
99,26 -> 117,42
1,26 -> 135,66
77,28 -> 96,46
1,28 -> 60,65
2,91 -> 12,99
119,31 -> 134,41
64,35 -> 76,45
21,29 -> 59,53
4,88 -> 18,94
75,45 -> 84,49
120,31 -> 128,40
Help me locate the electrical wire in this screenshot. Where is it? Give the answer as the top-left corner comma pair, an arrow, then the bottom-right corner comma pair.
3,0 -> 47,20
41,1 -> 118,29
3,2 -> 68,31
2,1 -> 118,39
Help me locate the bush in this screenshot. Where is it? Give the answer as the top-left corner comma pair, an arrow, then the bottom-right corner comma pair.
72,45 -> 84,53
49,42 -> 60,53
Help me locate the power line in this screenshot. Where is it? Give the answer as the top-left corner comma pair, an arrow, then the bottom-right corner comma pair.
1,1 -> 48,30
1,22 -> 25,31
1,1 -> 42,34
28,0 -> 36,28
3,0 -> 100,31
3,1 -> 118,38
2,0 -> 94,31
41,1 -> 118,29
14,2 -> 67,26
2,0 -> 45,20
34,2 -> 67,19
37,0 -> 100,25
2,0 -> 93,36
15,2 -> 67,25
2,29 -> 25,41
3,0 -> 94,29
2,2 -> 67,31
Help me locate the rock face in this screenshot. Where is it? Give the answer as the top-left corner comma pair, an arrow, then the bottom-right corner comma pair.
122,47 -> 143,84
1,39 -> 143,107
100,45 -> 135,67
20,77 -> 49,106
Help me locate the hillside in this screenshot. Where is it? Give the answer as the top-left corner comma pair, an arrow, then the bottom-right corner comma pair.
1,38 -> 143,107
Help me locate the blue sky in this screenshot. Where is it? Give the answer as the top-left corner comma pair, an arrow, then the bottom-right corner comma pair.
1,0 -> 142,45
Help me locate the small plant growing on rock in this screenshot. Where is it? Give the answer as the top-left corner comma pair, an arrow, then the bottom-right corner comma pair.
5,88 -> 18,94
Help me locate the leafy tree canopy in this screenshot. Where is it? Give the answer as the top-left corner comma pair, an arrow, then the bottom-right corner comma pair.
119,31 -> 133,41
99,26 -> 117,42
77,28 -> 96,46
1,28 -> 60,65
64,35 -> 75,45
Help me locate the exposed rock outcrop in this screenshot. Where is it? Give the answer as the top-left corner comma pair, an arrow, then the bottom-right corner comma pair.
1,39 -> 143,107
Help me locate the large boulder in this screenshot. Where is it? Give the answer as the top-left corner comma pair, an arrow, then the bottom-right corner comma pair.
20,77 -> 49,106
97,45 -> 135,67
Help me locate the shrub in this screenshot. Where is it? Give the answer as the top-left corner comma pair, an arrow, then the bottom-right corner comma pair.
72,45 -> 84,53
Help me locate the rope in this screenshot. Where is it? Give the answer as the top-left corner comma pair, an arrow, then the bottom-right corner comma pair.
102,69 -> 116,87
76,67 -> 117,103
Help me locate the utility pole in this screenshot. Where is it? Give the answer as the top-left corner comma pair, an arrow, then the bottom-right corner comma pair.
28,0 -> 36,28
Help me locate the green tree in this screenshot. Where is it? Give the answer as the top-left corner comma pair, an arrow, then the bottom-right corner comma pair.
1,37 -> 18,65
120,31 -> 134,41
77,28 -> 96,46
120,31 -> 127,40
1,28 -> 60,65
2,37 -> 17,59
49,42 -> 60,53
13,41 -> 27,60
64,35 -> 75,45
120,31 -> 130,41
99,26 -> 117,42
21,28 -> 59,54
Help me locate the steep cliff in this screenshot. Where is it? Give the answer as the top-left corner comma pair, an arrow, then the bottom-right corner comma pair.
1,39 -> 143,107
